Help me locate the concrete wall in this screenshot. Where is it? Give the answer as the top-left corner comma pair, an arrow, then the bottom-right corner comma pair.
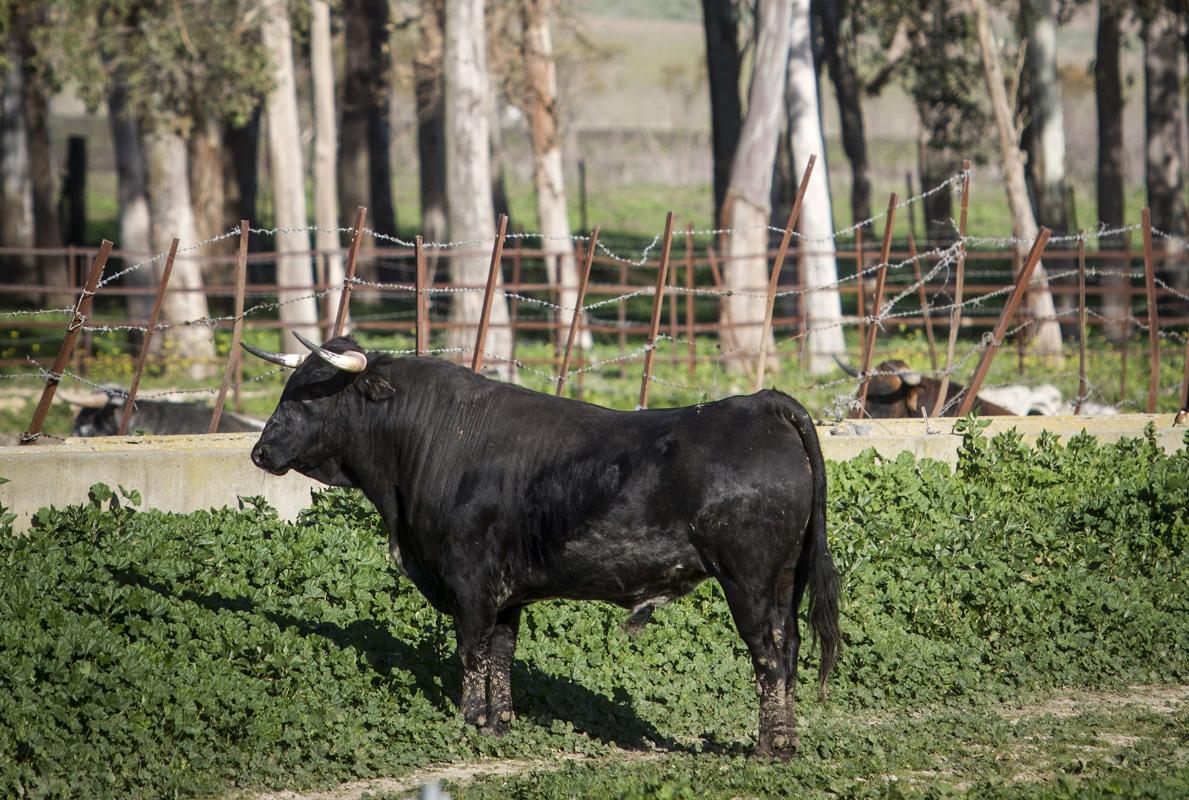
0,414 -> 1183,531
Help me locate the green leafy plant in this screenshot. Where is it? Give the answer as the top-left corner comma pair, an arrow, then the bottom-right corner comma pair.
0,430 -> 1185,798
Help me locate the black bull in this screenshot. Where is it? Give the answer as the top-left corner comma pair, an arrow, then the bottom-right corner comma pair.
247,335 -> 840,758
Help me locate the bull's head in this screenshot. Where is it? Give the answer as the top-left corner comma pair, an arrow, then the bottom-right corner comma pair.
59,387 -> 124,436
244,333 -> 390,486
836,357 -> 924,418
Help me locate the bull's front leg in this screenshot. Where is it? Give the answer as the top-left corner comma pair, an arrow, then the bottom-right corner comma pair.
454,612 -> 494,729
483,606 -> 521,736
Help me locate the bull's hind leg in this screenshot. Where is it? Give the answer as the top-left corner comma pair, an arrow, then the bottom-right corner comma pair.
717,576 -> 797,760
483,606 -> 521,736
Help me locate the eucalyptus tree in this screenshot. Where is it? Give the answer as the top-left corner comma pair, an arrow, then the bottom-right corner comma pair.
44,0 -> 272,374
444,0 -> 513,375
1140,3 -> 1186,293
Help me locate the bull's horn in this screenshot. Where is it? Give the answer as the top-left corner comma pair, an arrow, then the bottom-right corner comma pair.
241,341 -> 306,369
57,387 -> 112,408
899,370 -> 922,386
292,332 -> 367,373
832,355 -> 860,378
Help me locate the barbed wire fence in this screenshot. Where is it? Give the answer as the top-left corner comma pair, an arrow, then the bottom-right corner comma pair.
2,165 -> 1188,444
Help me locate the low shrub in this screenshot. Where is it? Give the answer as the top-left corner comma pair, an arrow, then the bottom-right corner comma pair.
0,425 -> 1185,797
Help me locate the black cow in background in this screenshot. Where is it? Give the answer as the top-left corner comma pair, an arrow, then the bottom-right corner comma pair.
244,333 -> 840,759
62,390 -> 263,436
836,358 -> 1014,418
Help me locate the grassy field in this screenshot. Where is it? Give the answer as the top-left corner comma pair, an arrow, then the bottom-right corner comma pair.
1,426 -> 1185,798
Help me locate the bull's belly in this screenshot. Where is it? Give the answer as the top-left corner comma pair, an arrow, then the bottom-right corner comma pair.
512,525 -> 709,608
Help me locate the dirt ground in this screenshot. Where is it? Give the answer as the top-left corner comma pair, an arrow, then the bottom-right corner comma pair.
230,684 -> 1189,800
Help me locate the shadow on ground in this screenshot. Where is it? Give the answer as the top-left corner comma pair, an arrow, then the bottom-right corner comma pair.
113,568 -> 684,752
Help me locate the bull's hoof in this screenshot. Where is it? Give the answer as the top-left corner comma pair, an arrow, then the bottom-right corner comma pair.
752,734 -> 798,761
478,711 -> 513,737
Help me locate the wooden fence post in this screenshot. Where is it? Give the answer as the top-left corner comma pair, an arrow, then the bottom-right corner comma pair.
637,212 -> 676,409
333,206 -> 367,338
856,194 -> 898,415
21,240 -> 113,444
210,221 -> 251,433
755,153 -> 815,390
471,214 -> 508,373
118,239 -> 179,435
557,226 -> 600,395
854,225 -> 866,351
933,160 -> 972,417
957,228 -> 1051,416
1141,207 -> 1159,413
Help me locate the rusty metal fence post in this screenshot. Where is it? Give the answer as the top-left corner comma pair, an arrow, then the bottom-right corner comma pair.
1141,207 -> 1159,413
638,212 -> 676,409
21,240 -> 113,444
933,160 -> 972,417
557,226 -> 600,395
117,239 -> 179,435
957,228 -> 1052,416
333,206 -> 367,338
471,214 -> 508,373
210,221 -> 250,433
856,194 -> 898,415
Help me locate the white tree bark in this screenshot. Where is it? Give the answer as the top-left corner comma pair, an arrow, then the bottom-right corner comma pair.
1,48 -> 37,300
444,0 -> 512,376
142,126 -> 216,379
788,0 -> 843,374
262,0 -> 320,354
310,0 -> 347,334
722,0 -> 793,373
1021,0 -> 1069,233
970,0 -> 1063,358
521,0 -> 587,349
107,89 -> 155,324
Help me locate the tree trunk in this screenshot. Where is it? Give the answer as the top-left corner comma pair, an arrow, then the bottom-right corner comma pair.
262,0 -> 320,353
339,0 -> 387,289
815,0 -> 871,231
1096,0 -> 1127,339
444,0 -> 512,375
143,126 -> 216,378
911,7 -> 959,246
107,85 -> 156,328
721,0 -> 793,373
489,95 -> 512,224
1143,9 -> 1187,295
224,110 -> 260,235
1019,0 -> 1070,235
1,40 -> 38,302
788,0 -> 844,374
311,0 -> 347,334
415,0 -> 448,246
1020,0 -> 1074,324
522,0 -> 587,349
971,0 -> 1063,358
21,54 -> 70,308
701,0 -> 743,227
189,117 -> 233,285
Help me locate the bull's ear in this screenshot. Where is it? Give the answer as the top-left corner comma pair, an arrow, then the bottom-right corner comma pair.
905,386 -> 920,414
354,370 -> 396,401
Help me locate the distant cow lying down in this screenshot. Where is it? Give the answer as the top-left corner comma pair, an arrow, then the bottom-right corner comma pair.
836,358 -> 1014,418
60,389 -> 264,436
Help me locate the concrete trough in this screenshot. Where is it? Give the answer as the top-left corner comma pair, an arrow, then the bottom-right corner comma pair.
0,414 -> 1183,532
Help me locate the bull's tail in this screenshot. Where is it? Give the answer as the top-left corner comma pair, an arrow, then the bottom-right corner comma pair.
787,399 -> 840,701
